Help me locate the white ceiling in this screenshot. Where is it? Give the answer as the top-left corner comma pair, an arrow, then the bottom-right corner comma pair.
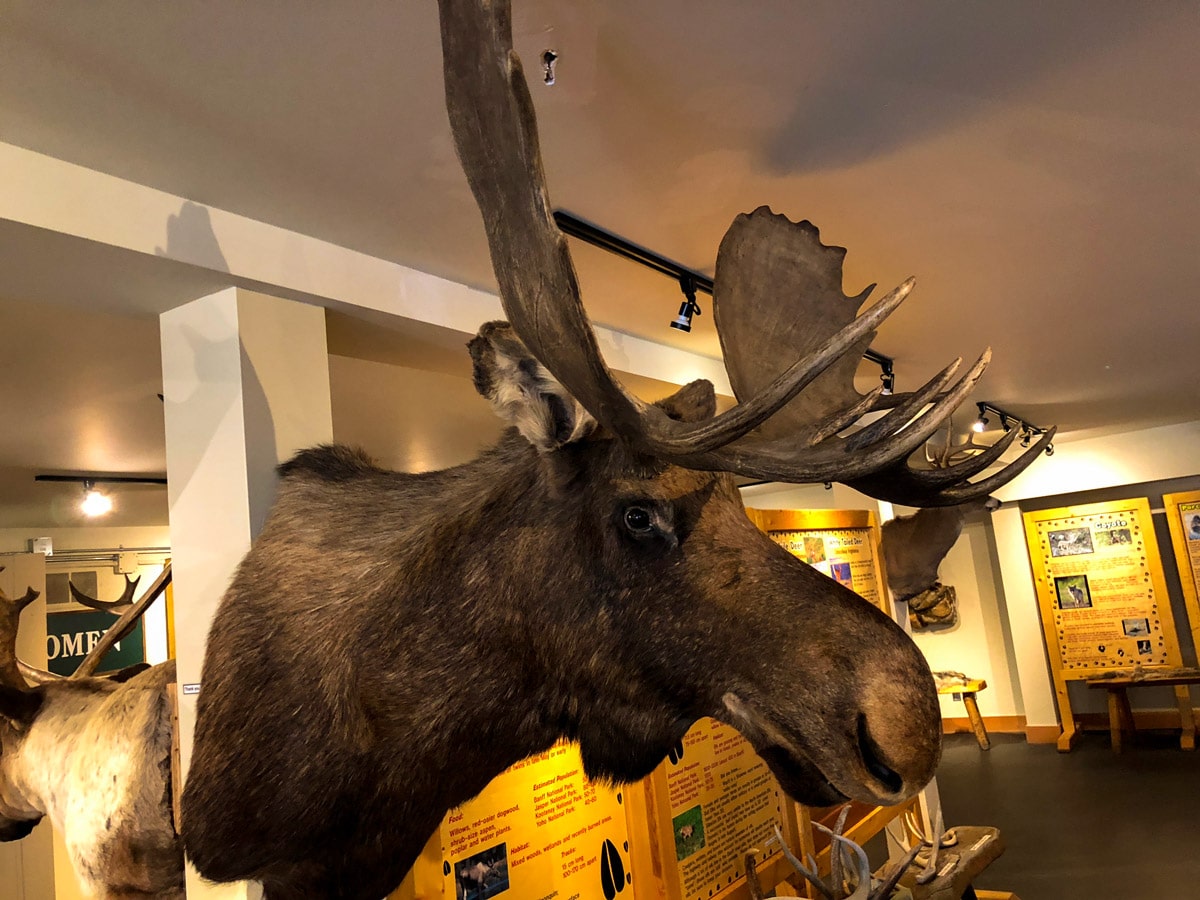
2,1 -> 1199,529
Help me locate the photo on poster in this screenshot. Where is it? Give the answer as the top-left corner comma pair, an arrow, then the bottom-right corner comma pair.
830,560 -> 852,588
1137,639 -> 1153,654
454,843 -> 509,900
1054,574 -> 1093,610
672,805 -> 706,861
1122,617 -> 1151,637
1186,512 -> 1200,542
804,536 -> 826,564
1094,528 -> 1133,547
1049,528 -> 1094,557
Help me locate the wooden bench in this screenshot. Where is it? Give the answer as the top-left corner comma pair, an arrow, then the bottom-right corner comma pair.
1085,667 -> 1200,753
938,679 -> 990,750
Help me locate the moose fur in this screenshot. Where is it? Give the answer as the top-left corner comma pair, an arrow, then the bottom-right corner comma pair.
0,661 -> 183,899
181,325 -> 942,899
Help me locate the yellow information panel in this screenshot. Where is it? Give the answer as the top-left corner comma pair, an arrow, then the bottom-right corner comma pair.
664,718 -> 785,899
746,509 -> 889,614
1164,490 -> 1200,666
1026,499 -> 1176,671
414,742 -> 632,900
1023,498 -> 1188,750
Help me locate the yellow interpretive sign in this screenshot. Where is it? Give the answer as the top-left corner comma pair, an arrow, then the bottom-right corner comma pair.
746,508 -> 890,614
396,742 -> 632,900
1023,498 -> 1190,750
1164,490 -> 1200,669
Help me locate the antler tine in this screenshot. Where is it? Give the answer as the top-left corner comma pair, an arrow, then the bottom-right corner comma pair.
915,426 -> 1020,487
772,825 -> 836,900
842,355 -> 966,452
829,804 -> 851,897
935,426 -> 1056,503
673,349 -> 991,483
813,822 -> 872,900
0,568 -> 40,691
70,573 -> 140,613
18,660 -> 62,685
870,842 -> 923,900
854,426 -> 1055,507
439,0 -> 924,462
73,564 -> 171,679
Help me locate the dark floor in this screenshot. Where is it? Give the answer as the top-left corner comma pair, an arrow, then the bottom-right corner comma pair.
935,730 -> 1200,899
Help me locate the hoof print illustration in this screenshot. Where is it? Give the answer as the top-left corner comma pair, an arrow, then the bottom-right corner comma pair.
599,838 -> 625,898
667,739 -> 685,765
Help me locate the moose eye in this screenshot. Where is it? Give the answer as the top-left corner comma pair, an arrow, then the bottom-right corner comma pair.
622,506 -> 654,534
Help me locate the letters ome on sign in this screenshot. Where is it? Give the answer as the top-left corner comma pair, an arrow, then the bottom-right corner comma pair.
45,610 -> 146,676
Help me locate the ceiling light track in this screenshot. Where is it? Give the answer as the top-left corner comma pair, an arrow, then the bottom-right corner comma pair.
552,210 -> 894,389
972,401 -> 1054,454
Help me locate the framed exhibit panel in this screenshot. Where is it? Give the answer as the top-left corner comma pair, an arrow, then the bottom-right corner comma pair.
745,508 -> 891,615
630,718 -> 797,900
1164,490 -> 1200,657
1023,498 -> 1191,750
393,729 -> 799,900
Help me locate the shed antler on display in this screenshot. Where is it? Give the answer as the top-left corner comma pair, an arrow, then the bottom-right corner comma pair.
744,812 -> 922,900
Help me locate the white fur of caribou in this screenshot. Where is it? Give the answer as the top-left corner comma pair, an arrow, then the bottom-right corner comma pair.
0,568 -> 182,900
180,2 -> 1052,898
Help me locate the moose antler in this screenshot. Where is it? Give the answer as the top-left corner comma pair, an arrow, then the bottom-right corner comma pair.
438,0 -> 1050,503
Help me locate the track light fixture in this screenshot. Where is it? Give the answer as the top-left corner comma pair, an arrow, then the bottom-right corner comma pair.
80,480 -> 112,517
971,402 -> 1053,457
552,210 -> 900,390
972,402 -> 989,433
670,275 -> 702,332
35,473 -> 168,518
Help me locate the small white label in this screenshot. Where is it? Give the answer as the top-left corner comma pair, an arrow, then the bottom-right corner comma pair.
182,683 -> 201,696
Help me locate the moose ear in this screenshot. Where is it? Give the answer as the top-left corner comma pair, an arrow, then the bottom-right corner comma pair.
469,322 -> 597,451
655,380 -> 717,424
0,684 -> 43,726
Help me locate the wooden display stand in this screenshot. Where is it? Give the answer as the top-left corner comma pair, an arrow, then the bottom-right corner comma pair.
1023,498 -> 1194,751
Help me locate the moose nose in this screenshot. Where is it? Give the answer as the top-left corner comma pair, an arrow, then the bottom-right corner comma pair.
856,661 -> 942,798
857,713 -> 904,795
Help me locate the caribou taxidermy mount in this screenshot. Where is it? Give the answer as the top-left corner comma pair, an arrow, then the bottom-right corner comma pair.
0,566 -> 183,900
180,2 -> 1053,897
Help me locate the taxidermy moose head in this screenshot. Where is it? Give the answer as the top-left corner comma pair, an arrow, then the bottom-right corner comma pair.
0,568 -> 183,899
181,2 -> 1053,898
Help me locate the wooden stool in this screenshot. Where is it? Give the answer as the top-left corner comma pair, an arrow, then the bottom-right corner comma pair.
938,679 -> 990,750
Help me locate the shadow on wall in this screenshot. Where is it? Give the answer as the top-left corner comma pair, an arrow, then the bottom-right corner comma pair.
155,201 -> 231,273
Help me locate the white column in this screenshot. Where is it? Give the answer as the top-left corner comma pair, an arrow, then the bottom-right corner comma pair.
161,288 -> 332,899
991,503 -> 1059,735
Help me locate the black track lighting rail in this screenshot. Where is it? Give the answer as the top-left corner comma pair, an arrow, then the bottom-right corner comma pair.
552,210 -> 895,388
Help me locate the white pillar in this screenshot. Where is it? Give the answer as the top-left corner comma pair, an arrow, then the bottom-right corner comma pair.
991,503 -> 1059,737
161,288 -> 332,899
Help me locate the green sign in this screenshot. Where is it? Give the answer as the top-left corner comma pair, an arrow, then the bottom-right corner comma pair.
46,610 -> 146,676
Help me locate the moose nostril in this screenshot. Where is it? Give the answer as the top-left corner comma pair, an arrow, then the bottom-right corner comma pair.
857,714 -> 904,795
